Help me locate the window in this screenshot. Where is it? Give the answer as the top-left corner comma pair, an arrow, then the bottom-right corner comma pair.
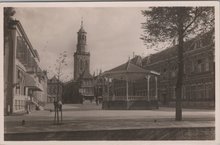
15,100 -> 17,110
183,63 -> 186,74
191,61 -> 195,73
193,39 -> 202,50
182,86 -> 186,100
205,58 -> 209,72
171,66 -> 177,78
197,59 -> 202,73
172,86 -> 176,100
191,85 -> 196,101
17,69 -> 21,79
16,86 -> 20,95
205,84 -> 213,100
80,60 -> 83,70
185,86 -> 191,101
85,61 -> 88,68
163,68 -> 167,79
53,87 -> 56,94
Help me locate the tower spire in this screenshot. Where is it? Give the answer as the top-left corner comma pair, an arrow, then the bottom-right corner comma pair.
81,17 -> 83,28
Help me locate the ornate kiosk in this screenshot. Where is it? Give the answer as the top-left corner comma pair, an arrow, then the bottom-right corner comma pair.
101,60 -> 160,110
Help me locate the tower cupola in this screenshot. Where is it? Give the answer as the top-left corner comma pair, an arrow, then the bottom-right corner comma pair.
77,20 -> 87,53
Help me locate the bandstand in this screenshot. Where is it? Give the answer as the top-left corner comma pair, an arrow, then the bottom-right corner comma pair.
101,60 -> 160,110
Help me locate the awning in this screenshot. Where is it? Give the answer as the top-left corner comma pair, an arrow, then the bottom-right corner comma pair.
25,74 -> 43,91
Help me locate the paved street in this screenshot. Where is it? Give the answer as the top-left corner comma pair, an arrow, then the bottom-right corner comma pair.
5,103 -> 214,133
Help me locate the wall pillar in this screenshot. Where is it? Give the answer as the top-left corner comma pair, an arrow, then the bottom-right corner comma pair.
147,75 -> 151,101
107,78 -> 110,101
126,76 -> 129,109
155,76 -> 158,100
6,24 -> 17,115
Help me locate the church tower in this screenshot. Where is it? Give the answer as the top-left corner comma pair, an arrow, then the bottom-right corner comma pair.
74,20 -> 90,80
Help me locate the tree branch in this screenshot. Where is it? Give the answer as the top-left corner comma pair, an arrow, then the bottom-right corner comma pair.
183,7 -> 209,34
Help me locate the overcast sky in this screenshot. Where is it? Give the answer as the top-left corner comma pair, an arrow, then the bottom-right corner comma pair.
14,7 -> 155,81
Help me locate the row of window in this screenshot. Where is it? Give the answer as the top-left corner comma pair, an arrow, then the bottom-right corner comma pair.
161,57 -> 211,79
191,58 -> 210,73
17,36 -> 45,85
48,86 -> 62,95
17,36 -> 39,71
169,83 -> 214,101
82,80 -> 92,86
14,99 -> 25,110
80,88 -> 93,94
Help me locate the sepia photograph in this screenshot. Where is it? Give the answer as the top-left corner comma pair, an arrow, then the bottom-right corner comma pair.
1,1 -> 219,143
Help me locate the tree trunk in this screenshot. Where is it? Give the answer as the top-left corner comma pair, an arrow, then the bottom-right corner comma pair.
176,9 -> 184,121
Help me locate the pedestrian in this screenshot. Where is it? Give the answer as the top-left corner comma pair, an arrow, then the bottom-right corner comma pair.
25,102 -> 30,114
53,99 -> 57,111
58,100 -> 63,123
95,96 -> 99,105
58,100 -> 62,111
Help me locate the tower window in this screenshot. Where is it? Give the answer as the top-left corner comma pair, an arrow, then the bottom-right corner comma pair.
80,60 -> 83,70
205,58 -> 209,72
85,61 -> 88,68
197,59 -> 202,73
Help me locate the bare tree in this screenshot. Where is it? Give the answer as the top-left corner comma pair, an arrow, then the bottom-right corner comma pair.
53,51 -> 67,124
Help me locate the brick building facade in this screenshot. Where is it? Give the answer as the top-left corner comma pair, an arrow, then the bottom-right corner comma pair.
142,30 -> 215,108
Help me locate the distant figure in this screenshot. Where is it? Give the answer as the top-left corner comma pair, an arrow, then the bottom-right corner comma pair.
58,100 -> 62,111
53,100 -> 57,111
95,96 -> 99,105
21,120 -> 25,126
25,102 -> 30,114
81,97 -> 83,104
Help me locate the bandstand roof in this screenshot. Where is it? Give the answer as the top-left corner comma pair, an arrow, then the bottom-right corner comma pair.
102,60 -> 160,81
